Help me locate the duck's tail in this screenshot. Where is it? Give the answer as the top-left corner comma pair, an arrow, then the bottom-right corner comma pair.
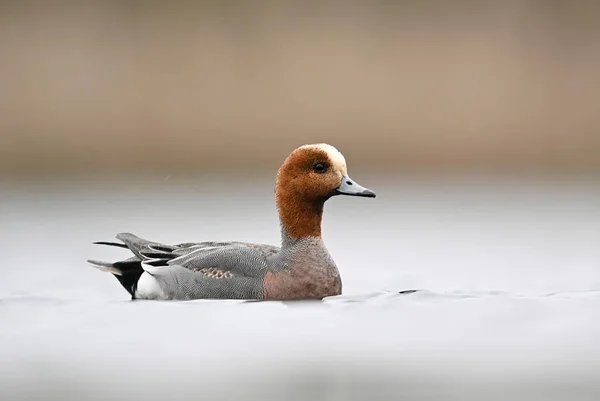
89,233 -> 179,299
88,245 -> 144,299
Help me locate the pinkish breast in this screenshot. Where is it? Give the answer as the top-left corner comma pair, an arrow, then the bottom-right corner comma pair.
263,266 -> 341,300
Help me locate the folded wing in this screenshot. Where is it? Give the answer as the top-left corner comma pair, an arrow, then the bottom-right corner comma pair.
115,233 -> 278,278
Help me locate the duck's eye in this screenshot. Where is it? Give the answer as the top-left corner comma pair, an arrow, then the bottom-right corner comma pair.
313,162 -> 327,173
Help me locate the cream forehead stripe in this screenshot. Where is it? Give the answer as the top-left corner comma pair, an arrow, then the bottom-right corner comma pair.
297,144 -> 348,175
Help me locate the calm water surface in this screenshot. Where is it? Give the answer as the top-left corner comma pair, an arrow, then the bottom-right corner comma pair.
1,176 -> 599,401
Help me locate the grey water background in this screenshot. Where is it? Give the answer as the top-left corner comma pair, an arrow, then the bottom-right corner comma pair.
2,175 -> 600,401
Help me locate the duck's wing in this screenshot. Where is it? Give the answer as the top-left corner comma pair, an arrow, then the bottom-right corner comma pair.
115,233 -> 279,278
89,233 -> 281,300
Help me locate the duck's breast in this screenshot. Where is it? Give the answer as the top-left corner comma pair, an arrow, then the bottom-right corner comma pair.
263,240 -> 341,300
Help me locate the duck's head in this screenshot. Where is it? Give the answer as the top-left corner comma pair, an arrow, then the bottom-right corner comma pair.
276,143 -> 375,238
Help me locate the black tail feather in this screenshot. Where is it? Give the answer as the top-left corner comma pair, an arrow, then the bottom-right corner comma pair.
88,257 -> 144,299
90,233 -> 172,299
93,241 -> 129,249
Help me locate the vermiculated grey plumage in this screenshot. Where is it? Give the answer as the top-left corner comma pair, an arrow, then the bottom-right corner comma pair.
88,232 -> 340,301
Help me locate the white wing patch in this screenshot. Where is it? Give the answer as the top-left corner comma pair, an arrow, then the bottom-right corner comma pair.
168,246 -> 220,265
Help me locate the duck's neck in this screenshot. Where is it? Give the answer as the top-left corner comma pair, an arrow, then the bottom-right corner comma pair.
276,191 -> 324,243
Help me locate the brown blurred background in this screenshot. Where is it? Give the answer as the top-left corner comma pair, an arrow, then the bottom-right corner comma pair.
1,0 -> 599,177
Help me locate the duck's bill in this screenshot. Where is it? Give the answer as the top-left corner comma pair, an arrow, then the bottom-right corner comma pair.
335,176 -> 376,198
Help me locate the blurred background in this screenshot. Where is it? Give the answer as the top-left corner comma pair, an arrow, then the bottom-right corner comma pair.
1,0 -> 599,176
1,1 -> 600,401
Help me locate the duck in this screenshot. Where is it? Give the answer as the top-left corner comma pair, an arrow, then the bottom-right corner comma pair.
88,143 -> 376,301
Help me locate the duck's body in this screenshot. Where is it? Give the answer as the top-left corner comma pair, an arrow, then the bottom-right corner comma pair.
89,144 -> 374,301
93,233 -> 340,300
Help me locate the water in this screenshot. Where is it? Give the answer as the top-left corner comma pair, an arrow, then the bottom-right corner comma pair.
1,176 -> 599,401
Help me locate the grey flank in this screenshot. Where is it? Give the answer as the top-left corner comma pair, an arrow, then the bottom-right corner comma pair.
89,232 -> 340,300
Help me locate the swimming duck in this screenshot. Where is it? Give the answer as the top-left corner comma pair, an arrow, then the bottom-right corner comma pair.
88,143 -> 375,300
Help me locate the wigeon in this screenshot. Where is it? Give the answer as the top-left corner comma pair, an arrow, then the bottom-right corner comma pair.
88,143 -> 375,300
